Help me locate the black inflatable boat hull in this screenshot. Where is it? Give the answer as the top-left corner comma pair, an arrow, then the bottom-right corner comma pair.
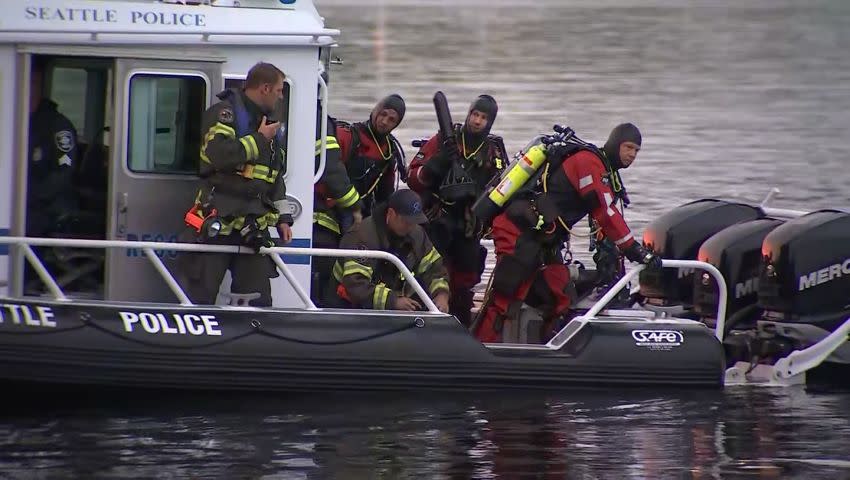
0,299 -> 725,391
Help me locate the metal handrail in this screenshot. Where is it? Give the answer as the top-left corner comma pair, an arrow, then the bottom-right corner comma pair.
0,237 -> 440,314
546,259 -> 728,349
313,73 -> 329,184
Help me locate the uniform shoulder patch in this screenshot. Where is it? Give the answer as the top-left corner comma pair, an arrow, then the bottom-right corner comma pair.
55,130 -> 74,153
218,107 -> 234,124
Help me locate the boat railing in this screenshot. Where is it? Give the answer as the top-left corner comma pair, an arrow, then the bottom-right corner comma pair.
0,236 -> 441,313
546,260 -> 728,350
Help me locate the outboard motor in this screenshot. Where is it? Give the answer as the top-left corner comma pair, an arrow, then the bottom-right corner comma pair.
759,210 -> 850,329
692,218 -> 785,365
694,218 -> 785,328
640,199 -> 764,309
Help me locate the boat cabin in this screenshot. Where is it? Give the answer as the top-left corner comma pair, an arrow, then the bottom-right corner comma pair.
0,0 -> 338,307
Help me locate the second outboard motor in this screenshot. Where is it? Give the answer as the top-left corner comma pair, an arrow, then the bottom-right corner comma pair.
759,210 -> 850,329
693,218 -> 785,332
640,199 -> 764,308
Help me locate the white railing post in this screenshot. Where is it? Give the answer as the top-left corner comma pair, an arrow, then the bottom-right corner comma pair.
142,248 -> 193,306
267,253 -> 317,310
21,245 -> 69,302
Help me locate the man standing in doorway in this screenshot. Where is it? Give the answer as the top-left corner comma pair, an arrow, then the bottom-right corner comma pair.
178,62 -> 292,307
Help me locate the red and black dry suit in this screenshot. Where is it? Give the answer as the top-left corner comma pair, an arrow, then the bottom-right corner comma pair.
325,202 -> 450,310
473,142 -> 654,343
408,95 -> 507,326
177,88 -> 292,307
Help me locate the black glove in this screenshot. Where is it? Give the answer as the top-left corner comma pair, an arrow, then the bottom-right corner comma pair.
423,148 -> 455,182
623,242 -> 663,270
240,217 -> 275,252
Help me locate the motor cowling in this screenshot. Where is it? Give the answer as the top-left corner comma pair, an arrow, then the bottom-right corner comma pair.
692,218 -> 785,332
759,210 -> 850,330
640,199 -> 764,307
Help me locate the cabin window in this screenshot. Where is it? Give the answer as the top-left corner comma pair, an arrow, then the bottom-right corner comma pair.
127,74 -> 206,174
223,76 -> 292,177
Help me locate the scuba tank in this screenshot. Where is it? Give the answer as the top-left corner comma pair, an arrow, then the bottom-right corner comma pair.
471,125 -> 579,225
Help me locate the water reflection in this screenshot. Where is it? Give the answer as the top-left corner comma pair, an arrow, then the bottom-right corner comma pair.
2,388 -> 849,478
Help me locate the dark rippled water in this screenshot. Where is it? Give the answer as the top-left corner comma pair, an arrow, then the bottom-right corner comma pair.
2,0 -> 850,478
2,389 -> 850,479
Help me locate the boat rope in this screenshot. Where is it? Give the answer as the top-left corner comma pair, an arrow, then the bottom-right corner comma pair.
251,318 -> 420,345
0,312 -> 422,349
0,324 -> 87,335
77,313 -> 258,350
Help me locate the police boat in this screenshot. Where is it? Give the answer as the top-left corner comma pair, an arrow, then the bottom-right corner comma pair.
0,0 -> 727,393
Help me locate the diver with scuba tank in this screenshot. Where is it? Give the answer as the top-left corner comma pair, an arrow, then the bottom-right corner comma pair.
470,123 -> 662,343
407,92 -> 509,327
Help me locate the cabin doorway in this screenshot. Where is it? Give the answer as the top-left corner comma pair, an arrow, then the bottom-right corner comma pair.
24,54 -> 112,298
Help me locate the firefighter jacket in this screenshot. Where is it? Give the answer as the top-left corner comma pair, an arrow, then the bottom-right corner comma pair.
313,116 -> 361,236
331,203 -> 450,310
195,88 -> 291,236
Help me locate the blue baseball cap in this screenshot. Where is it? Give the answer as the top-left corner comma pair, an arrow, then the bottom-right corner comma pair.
388,189 -> 428,224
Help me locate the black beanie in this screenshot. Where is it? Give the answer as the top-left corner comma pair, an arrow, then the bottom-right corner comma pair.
466,94 -> 498,134
603,123 -> 642,169
371,93 -> 406,124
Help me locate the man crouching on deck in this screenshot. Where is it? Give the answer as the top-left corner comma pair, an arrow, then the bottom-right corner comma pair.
325,190 -> 450,313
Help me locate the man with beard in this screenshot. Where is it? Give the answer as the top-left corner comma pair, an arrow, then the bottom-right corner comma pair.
311,94 -> 406,305
473,123 -> 662,343
407,94 -> 508,326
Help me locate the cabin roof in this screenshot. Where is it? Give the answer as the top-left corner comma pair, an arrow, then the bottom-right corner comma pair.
0,0 -> 338,46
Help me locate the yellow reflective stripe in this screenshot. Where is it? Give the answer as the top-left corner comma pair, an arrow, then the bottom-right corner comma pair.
214,213 -> 277,236
313,143 -> 339,155
206,123 -> 235,139
249,164 -> 276,183
314,137 -> 340,147
342,260 -> 373,279
215,216 -> 244,236
239,138 -> 256,161
315,138 -> 340,155
429,278 -> 449,295
373,284 -> 390,310
259,211 -> 278,229
239,134 -> 259,160
416,247 -> 441,275
200,150 -> 210,164
335,186 -> 360,209
313,212 -> 341,235
237,164 -> 278,184
213,122 -> 235,138
332,261 -> 345,282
